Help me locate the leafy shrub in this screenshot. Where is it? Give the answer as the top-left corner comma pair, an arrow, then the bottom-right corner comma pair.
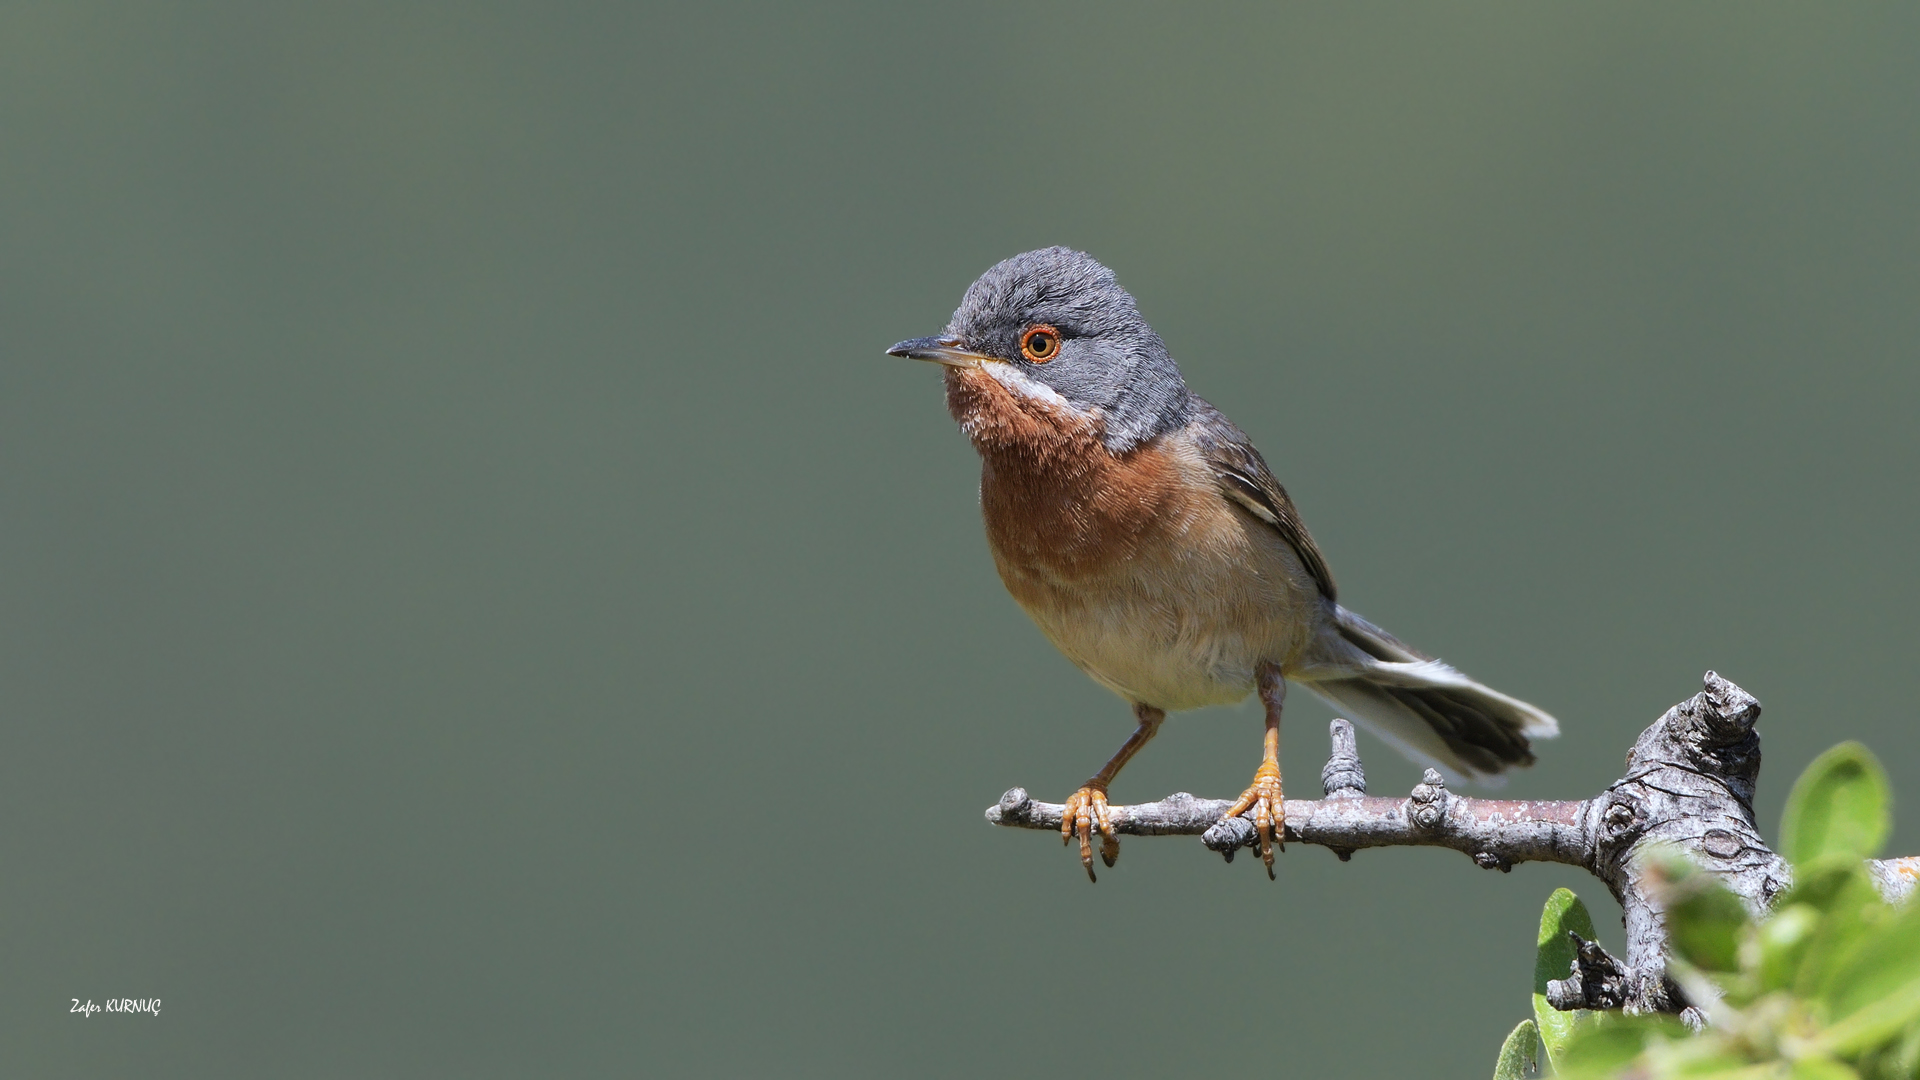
1496,743 -> 1918,1080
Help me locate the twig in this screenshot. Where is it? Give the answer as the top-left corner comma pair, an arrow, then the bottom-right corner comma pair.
984,672 -> 1915,1015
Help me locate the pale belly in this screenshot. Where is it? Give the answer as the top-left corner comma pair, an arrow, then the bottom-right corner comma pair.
993,510 -> 1325,711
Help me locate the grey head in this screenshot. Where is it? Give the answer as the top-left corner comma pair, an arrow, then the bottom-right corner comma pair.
887,247 -> 1195,452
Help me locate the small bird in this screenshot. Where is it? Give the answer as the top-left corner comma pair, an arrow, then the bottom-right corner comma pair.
889,247 -> 1557,881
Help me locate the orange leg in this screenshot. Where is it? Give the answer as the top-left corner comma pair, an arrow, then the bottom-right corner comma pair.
1062,702 -> 1165,882
1223,664 -> 1286,879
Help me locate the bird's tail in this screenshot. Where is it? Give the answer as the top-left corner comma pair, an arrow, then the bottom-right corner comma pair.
1295,606 -> 1559,786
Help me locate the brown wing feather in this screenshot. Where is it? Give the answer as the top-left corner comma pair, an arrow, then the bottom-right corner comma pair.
1187,401 -> 1338,602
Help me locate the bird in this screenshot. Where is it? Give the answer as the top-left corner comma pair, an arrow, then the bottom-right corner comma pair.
888,247 -> 1557,881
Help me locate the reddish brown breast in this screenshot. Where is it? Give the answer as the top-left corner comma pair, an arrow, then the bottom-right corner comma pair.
945,366 -> 1191,585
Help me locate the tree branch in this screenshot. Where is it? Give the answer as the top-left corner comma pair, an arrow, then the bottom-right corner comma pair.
984,672 -> 1915,1016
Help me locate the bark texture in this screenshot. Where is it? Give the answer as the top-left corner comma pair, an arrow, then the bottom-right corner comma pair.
984,672 -> 1915,1015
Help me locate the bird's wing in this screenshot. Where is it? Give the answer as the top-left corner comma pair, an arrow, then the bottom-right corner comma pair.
1188,402 -> 1338,602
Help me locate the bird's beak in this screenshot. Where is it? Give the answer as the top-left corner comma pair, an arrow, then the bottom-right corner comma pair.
886,336 -> 998,368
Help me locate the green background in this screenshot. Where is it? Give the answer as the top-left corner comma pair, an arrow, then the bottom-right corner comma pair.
5,3 -> 1917,1076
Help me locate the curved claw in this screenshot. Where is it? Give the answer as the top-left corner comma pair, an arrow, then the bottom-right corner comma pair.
1061,785 -> 1116,881
1223,768 -> 1285,880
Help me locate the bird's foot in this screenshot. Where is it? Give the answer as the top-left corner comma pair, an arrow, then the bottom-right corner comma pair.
1223,765 -> 1285,879
1061,783 -> 1120,882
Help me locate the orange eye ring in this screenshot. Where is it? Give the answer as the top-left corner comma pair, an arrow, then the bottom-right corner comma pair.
1020,325 -> 1061,363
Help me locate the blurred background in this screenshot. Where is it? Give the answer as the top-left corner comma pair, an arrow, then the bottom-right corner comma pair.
4,3 -> 1917,1076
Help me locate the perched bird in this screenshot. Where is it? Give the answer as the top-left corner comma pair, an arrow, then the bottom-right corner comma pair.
889,247 -> 1557,881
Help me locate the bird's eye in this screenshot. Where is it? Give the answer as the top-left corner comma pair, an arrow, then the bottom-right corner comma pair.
1020,325 -> 1061,363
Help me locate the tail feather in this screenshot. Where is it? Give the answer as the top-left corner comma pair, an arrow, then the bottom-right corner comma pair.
1299,607 -> 1558,785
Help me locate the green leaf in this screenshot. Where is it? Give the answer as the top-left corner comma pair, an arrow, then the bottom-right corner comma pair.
1550,1019 -> 1649,1079
1888,1021 -> 1920,1079
1780,859 -> 1893,1004
1534,888 -> 1600,1066
1493,1018 -> 1542,1080
1780,856 -> 1883,917
1553,1015 -> 1686,1080
1645,1035 -> 1782,1077
1757,903 -> 1821,993
1788,1055 -> 1862,1080
1825,899 -> 1920,1022
1645,851 -> 1750,974
1811,976 -> 1920,1058
1781,742 -> 1892,865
